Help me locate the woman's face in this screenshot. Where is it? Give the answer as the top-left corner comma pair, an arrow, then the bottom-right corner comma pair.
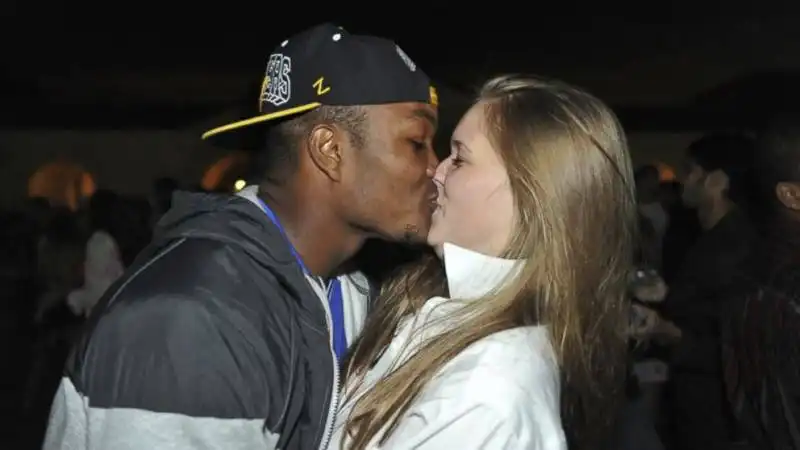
428,102 -> 515,258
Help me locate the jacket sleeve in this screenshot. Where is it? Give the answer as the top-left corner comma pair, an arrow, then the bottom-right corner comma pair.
44,294 -> 284,450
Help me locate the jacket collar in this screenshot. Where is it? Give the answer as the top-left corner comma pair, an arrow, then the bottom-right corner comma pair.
443,243 -> 523,300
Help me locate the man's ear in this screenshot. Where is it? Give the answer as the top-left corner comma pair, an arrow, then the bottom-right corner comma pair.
306,124 -> 343,182
776,182 -> 800,211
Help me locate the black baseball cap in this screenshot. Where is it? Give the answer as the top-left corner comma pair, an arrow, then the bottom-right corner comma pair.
202,23 -> 438,143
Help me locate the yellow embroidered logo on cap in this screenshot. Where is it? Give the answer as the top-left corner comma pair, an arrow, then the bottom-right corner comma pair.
429,86 -> 439,106
313,77 -> 331,96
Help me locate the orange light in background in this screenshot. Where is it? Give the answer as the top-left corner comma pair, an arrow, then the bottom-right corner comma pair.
657,163 -> 676,182
80,172 -> 97,198
201,152 -> 250,192
28,162 -> 96,211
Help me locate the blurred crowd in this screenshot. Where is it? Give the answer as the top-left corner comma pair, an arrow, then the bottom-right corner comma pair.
0,177 -> 177,447
2,126 -> 800,450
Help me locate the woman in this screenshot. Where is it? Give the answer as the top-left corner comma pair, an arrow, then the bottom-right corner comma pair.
333,75 -> 637,450
66,189 -> 125,317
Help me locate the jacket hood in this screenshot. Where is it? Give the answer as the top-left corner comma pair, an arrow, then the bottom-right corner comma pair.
154,191 -> 298,272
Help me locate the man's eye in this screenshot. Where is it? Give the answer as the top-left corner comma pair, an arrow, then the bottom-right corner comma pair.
409,140 -> 426,151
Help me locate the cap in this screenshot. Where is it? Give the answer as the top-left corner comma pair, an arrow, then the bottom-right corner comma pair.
202,23 -> 438,143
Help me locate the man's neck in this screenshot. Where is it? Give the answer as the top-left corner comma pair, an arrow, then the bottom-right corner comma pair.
698,198 -> 733,230
259,185 -> 365,278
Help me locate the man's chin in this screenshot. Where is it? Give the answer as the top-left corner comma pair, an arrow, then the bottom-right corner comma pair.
399,223 -> 430,244
368,214 -> 431,244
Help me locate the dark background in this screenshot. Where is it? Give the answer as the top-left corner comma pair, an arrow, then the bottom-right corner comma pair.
6,6 -> 800,204
5,7 -> 800,130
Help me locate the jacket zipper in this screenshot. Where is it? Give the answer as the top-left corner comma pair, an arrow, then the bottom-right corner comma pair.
317,278 -> 340,450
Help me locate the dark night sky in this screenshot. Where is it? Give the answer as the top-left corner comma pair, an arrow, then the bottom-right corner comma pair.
4,5 -> 800,129
2,11 -> 776,74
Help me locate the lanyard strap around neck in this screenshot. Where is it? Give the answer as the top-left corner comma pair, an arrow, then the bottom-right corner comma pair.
256,198 -> 347,362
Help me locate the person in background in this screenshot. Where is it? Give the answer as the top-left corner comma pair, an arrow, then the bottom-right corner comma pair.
333,75 -> 636,450
114,195 -> 153,265
44,23 -> 438,450
620,271 -> 668,450
722,115 -> 800,450
24,197 -> 54,233
66,190 -> 124,318
613,215 -> 669,450
2,199 -> 52,321
635,165 -> 668,269
659,180 -> 700,282
635,134 -> 758,450
33,210 -> 87,323
25,210 -> 87,447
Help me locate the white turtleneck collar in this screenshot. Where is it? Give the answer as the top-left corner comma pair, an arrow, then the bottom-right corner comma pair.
442,243 -> 523,300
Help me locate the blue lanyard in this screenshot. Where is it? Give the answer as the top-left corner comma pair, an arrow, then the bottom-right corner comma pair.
256,199 -> 348,362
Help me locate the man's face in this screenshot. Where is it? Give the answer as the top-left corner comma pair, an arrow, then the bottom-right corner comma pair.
679,160 -> 707,208
344,102 -> 439,243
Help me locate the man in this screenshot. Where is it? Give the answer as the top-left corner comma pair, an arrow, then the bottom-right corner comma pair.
634,134 -> 758,450
43,23 -> 439,450
722,116 -> 800,450
659,178 -> 701,282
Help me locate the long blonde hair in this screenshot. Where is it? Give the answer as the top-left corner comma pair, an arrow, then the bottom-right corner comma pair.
343,75 -> 637,450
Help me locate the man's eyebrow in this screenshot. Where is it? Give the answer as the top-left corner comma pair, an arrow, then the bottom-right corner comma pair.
411,108 -> 438,129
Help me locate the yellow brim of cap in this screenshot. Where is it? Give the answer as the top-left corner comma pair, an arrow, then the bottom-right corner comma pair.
201,102 -> 322,140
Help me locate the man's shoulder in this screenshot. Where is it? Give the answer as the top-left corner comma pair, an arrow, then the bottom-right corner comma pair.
88,237 -> 297,347
123,237 -> 285,300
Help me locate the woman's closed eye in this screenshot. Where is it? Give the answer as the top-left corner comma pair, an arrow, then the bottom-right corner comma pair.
445,152 -> 464,169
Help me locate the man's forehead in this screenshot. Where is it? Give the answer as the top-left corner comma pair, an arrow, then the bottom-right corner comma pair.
408,104 -> 438,126
368,103 -> 438,128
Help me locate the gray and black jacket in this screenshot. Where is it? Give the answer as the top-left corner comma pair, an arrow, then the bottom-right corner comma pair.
43,191 -> 357,450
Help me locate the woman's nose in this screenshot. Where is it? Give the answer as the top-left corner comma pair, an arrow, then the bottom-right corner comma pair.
432,160 -> 449,186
